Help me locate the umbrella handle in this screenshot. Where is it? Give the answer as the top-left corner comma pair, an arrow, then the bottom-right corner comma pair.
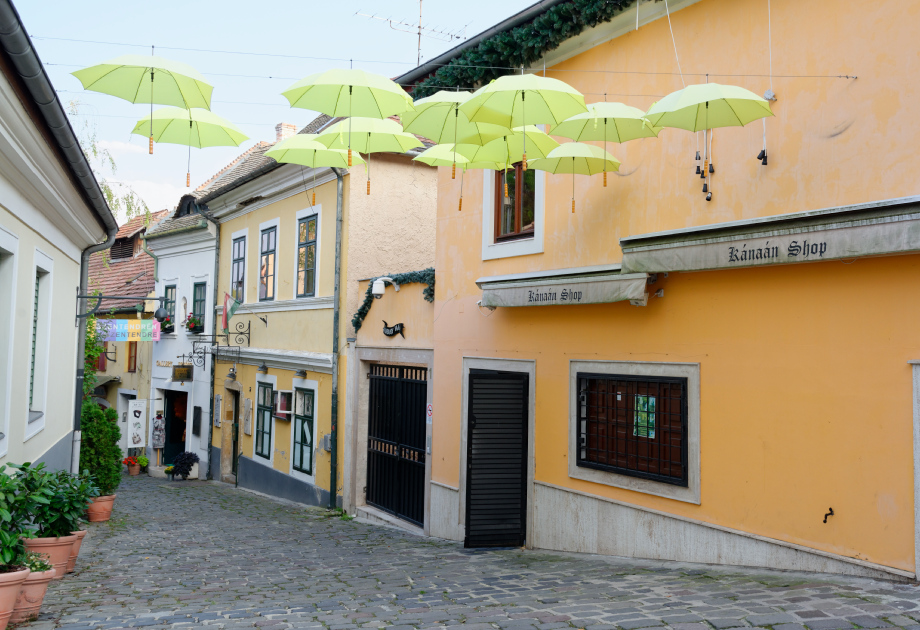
149,69 -> 154,155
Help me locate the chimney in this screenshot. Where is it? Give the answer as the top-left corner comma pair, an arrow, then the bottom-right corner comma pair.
275,122 -> 297,143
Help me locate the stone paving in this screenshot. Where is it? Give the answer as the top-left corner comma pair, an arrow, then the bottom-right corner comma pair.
28,475 -> 920,630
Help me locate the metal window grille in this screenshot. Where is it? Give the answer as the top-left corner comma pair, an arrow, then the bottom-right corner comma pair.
255,382 -> 273,459
192,283 -> 206,332
293,388 -> 314,474
296,216 -> 317,298
127,341 -> 137,372
29,275 -> 39,408
231,237 -> 246,302
576,373 -> 688,487
259,227 -> 276,301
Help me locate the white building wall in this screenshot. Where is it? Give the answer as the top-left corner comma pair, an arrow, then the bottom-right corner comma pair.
147,226 -> 218,478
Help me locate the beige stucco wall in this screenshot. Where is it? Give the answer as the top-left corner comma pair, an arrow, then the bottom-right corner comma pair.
0,204 -> 81,466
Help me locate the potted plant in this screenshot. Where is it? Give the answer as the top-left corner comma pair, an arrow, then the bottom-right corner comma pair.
164,465 -> 175,481
185,313 -> 203,334
172,452 -> 200,480
9,551 -> 53,624
137,454 -> 149,473
123,456 -> 140,476
161,315 -> 174,334
14,465 -> 79,581
66,472 -> 98,574
0,465 -> 30,630
79,400 -> 121,522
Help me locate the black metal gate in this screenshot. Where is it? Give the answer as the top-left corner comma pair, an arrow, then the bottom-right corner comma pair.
367,364 -> 428,527
465,370 -> 529,548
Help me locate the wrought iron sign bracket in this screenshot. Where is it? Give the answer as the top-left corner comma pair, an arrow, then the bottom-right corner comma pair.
76,291 -> 166,320
218,320 -> 250,347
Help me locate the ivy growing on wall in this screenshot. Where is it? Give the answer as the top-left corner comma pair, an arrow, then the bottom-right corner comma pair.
352,268 -> 435,332
411,0 -> 634,98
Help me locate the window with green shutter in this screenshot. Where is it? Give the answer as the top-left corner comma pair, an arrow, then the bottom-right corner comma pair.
29,275 -> 39,408
191,283 -> 206,333
297,217 -> 317,298
293,388 -> 314,474
255,382 -> 273,459
164,285 -> 176,331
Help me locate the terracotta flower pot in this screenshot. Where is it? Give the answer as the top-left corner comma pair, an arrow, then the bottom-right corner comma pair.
127,464 -> 140,476
86,494 -> 116,523
23,536 -> 76,581
66,530 -> 87,574
9,568 -> 54,624
0,567 -> 29,630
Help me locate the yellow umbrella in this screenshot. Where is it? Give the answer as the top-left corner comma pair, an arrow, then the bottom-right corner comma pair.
414,144 -> 509,211
529,143 -> 620,213
265,134 -> 364,206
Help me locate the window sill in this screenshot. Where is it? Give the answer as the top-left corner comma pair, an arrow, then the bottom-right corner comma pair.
483,235 -> 542,261
28,410 -> 43,424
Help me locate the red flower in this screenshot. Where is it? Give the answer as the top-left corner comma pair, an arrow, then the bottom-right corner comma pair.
123,456 -> 139,466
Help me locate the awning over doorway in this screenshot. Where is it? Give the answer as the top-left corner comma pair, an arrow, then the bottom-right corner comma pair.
476,264 -> 649,308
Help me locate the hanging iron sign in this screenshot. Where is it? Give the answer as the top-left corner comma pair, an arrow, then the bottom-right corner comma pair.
382,321 -> 405,338
172,364 -> 193,381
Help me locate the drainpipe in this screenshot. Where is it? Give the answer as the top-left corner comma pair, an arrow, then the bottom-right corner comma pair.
329,167 -> 345,509
140,234 -> 158,282
202,209 -> 220,481
73,228 -> 118,473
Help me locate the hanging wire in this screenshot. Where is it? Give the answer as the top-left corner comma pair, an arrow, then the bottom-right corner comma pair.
761,0 -> 773,163
663,0 -> 685,88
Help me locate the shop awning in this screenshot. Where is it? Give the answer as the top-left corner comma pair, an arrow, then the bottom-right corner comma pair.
476,264 -> 649,308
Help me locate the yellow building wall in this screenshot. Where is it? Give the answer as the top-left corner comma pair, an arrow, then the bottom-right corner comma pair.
431,0 -> 920,571
355,280 -> 434,349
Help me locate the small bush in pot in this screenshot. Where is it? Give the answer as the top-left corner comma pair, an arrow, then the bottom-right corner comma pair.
0,465 -> 31,630
9,551 -> 54,624
172,452 -> 200,480
137,454 -> 149,472
79,401 -> 121,497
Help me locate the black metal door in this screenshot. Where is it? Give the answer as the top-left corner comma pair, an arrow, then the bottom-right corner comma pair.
465,370 -> 528,548
366,365 -> 427,526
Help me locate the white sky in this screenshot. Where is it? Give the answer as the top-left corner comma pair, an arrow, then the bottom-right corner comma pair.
20,0 -> 538,221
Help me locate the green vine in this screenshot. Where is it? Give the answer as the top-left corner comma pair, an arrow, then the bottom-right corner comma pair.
411,0 -> 634,98
352,268 -> 435,332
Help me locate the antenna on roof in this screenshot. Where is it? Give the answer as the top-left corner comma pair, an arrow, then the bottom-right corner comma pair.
355,1 -> 469,66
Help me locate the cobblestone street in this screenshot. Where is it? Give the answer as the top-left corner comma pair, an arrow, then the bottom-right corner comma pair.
34,476 -> 920,630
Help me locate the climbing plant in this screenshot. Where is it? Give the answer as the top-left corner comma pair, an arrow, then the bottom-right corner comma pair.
351,268 -> 435,332
411,0 -> 634,98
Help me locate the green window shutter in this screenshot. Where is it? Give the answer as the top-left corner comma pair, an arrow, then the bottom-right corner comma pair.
29,275 -> 39,408
293,388 -> 314,474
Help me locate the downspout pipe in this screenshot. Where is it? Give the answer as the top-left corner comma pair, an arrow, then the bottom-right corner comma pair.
140,234 -> 158,282
200,206 -> 220,481
329,167 -> 345,509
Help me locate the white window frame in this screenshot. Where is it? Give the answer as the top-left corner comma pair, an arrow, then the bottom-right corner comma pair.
187,274 -> 209,340
289,375 -> 319,484
293,206 -> 321,299
26,248 -> 53,441
481,165 -> 545,261
230,227 -> 248,304
0,224 -> 18,458
253,372 -> 277,467
568,360 -> 701,504
258,218 -> 280,302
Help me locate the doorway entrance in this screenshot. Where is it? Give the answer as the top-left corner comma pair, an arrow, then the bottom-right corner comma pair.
465,369 -> 529,548
366,364 -> 427,527
163,390 -> 188,465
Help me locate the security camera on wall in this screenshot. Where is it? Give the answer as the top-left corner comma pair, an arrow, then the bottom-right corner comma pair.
372,277 -> 398,300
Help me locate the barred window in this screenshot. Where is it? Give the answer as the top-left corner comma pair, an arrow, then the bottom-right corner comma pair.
577,373 -> 688,486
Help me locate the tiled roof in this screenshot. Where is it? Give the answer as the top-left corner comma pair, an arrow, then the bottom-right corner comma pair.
87,209 -> 169,312
144,212 -> 208,238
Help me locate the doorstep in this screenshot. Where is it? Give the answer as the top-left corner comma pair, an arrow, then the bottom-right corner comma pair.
354,505 -> 424,537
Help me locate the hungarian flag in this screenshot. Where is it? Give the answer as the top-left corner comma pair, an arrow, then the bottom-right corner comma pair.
222,292 -> 240,333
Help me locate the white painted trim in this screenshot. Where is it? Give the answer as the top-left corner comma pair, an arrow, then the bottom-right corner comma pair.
229,228 -> 248,303
256,218 -> 280,303
207,165 -> 337,222
0,224 -> 18,459
430,480 -> 459,492
230,227 -> 248,241
25,248 -> 53,441
481,169 -> 545,261
253,372 -> 277,468
459,357 -> 536,546
216,295 -> 333,315
293,205 -> 321,299
568,360 -> 701,504
535,480 -> 912,580
289,376 -> 319,484
234,346 -> 333,374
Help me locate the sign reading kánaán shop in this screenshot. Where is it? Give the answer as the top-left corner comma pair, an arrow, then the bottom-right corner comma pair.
728,239 -> 828,264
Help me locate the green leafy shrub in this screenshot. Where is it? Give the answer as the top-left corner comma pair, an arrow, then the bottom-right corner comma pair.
9,463 -> 100,538
79,401 -> 122,496
137,455 -> 149,468
0,464 -> 30,569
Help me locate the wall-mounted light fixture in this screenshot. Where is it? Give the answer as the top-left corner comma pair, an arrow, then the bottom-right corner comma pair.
295,369 -> 307,378
257,363 -> 268,373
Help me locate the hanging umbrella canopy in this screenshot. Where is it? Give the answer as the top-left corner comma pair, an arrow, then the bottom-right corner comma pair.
313,117 -> 423,154
72,55 -> 213,110
282,69 -> 414,118
265,134 -> 365,167
459,74 -> 588,128
455,126 -> 559,164
529,142 -> 621,175
550,102 -> 660,143
414,144 -> 508,170
130,107 -> 248,148
645,83 -> 773,131
401,91 -> 509,145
